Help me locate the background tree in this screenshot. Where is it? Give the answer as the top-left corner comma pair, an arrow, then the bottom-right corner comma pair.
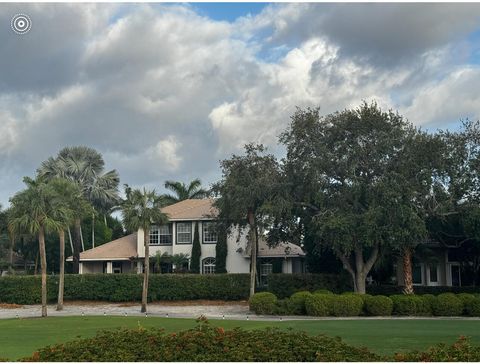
215,226 -> 228,273
121,187 -> 168,313
37,146 -> 120,273
190,222 -> 201,273
212,144 -> 284,297
8,177 -> 72,317
278,103 -> 435,294
162,179 -> 208,205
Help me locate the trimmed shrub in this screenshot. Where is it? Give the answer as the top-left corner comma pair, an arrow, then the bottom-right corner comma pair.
414,295 -> 433,316
289,291 -> 313,315
432,293 -> 463,316
457,293 -> 476,315
313,289 -> 334,295
273,298 -> 296,315
24,322 -> 381,362
469,297 -> 480,316
0,274 -> 250,304
305,294 -> 334,316
367,285 -> 480,296
364,295 -> 393,316
249,292 -> 277,314
267,273 -> 352,298
391,295 -> 417,316
331,294 -> 364,317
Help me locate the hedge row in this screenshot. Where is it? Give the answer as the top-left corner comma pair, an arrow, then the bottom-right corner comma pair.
266,273 -> 352,298
0,274 -> 250,304
367,285 -> 480,296
249,291 -> 480,317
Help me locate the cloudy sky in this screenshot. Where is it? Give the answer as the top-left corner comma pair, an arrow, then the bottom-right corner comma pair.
1,2 -> 480,207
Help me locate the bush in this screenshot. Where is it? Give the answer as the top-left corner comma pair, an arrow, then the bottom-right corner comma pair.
367,285 -> 480,296
414,295 -> 433,316
432,293 -> 463,316
249,292 -> 278,315
469,298 -> 480,316
395,336 -> 480,362
331,294 -> 364,317
24,321 -> 381,362
0,274 -> 250,304
305,294 -> 334,316
391,295 -> 418,316
289,291 -> 313,315
313,289 -> 334,295
457,293 -> 476,315
364,295 -> 393,316
267,274 -> 352,298
273,298 -> 296,315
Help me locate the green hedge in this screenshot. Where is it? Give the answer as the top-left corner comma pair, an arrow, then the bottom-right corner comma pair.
0,274 -> 250,304
249,292 -> 277,314
305,293 -> 334,316
364,295 -> 393,316
367,285 -> 480,296
266,273 -> 352,298
431,293 -> 463,316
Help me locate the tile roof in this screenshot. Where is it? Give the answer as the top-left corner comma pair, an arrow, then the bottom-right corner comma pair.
161,198 -> 218,221
67,233 -> 138,261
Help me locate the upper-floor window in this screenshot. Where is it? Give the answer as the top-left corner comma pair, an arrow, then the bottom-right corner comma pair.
150,224 -> 173,245
202,222 -> 217,244
176,222 -> 192,244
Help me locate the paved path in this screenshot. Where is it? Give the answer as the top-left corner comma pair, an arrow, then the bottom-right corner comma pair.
1,302 -> 480,321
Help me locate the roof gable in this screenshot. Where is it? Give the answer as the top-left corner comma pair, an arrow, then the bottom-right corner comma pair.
161,199 -> 218,221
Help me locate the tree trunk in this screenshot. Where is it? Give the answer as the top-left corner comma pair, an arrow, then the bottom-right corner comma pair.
67,227 -> 74,253
247,210 -> 257,298
141,228 -> 150,313
57,229 -> 65,311
34,251 -> 39,276
92,213 -> 95,249
72,218 -> 82,274
335,244 -> 379,294
402,247 -> 414,295
80,225 -> 85,251
38,226 -> 48,317
8,233 -> 14,271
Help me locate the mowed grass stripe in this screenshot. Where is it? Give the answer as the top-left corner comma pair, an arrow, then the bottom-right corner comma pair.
0,316 -> 479,360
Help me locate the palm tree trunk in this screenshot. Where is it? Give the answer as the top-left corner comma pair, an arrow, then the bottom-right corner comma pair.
80,225 -> 85,251
92,213 -> 95,249
57,229 -> 65,311
67,227 -> 74,253
402,247 -> 414,295
8,233 -> 15,271
141,228 -> 150,313
39,226 -> 48,317
72,218 -> 82,274
247,210 -> 257,298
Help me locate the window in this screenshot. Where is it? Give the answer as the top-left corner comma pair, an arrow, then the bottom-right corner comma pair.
412,264 -> 423,285
429,264 -> 438,283
202,257 -> 216,274
260,263 -> 273,287
150,224 -> 172,245
202,222 -> 217,244
112,261 -> 122,274
176,222 -> 192,244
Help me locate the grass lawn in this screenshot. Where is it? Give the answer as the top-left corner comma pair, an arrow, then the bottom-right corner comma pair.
0,316 -> 479,360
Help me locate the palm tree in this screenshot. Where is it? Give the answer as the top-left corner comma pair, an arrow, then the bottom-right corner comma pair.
121,186 -> 168,313
48,178 -> 90,310
162,179 -> 208,205
37,146 -> 120,273
8,177 -> 72,317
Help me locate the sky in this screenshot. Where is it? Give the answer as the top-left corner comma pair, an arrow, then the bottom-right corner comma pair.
1,2 -> 480,207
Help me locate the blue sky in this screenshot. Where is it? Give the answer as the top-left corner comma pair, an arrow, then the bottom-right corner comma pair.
192,2 -> 268,21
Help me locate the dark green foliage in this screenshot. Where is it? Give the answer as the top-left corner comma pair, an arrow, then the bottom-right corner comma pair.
24,321 -> 381,362
249,292 -> 278,314
367,285 -> 480,295
267,273 -> 351,298
364,295 -> 393,316
190,222 -> 201,273
391,295 -> 419,316
313,289 -> 334,295
331,294 -> 364,317
469,297 -> 480,316
394,336 -> 480,362
432,293 -> 464,316
305,294 -> 334,316
457,293 -> 476,315
288,291 -> 312,315
0,274 -> 250,304
215,228 -> 227,273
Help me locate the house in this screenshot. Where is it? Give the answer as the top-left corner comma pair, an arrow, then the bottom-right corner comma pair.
395,241 -> 466,287
70,199 -> 305,283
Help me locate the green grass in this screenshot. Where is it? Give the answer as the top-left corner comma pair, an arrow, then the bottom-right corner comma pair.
0,316 -> 479,360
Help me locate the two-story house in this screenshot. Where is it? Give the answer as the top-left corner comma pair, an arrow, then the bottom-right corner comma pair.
70,199 -> 305,282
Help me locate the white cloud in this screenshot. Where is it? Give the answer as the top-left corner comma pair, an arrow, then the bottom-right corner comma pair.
148,136 -> 183,171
